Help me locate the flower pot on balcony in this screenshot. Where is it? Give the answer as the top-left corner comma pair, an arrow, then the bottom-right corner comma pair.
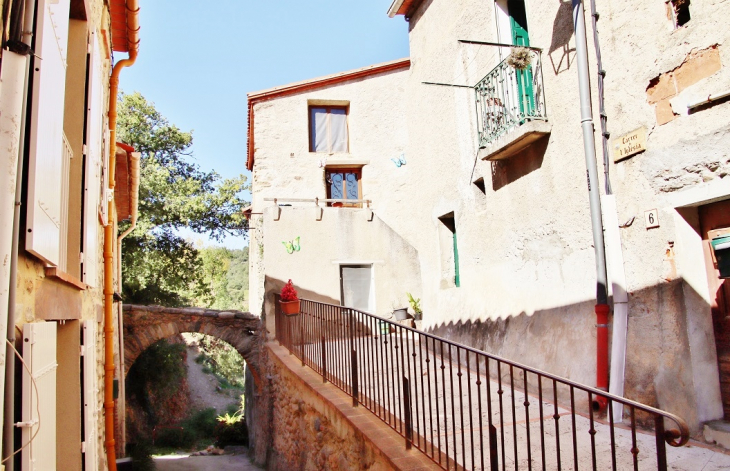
393,308 -> 408,320
280,300 -> 300,316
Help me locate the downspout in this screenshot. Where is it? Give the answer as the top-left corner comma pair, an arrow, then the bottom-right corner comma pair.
586,0 -> 631,421
115,150 -> 139,456
571,0 -> 610,410
2,1 -> 35,468
105,2 -> 139,469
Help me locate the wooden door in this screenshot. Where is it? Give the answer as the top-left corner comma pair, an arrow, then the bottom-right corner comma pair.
700,199 -> 730,418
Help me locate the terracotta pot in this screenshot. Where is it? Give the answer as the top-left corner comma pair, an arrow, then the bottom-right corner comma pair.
280,300 -> 300,316
332,202 -> 344,207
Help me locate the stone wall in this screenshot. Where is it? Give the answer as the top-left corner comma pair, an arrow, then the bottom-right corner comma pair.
122,304 -> 263,378
249,343 -> 398,471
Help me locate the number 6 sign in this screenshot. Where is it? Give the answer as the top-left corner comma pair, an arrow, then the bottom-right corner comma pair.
645,209 -> 659,229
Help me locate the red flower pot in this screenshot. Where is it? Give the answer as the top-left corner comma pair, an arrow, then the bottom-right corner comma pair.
280,300 -> 300,316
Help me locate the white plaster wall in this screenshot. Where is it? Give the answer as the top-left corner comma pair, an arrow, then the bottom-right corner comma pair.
250,68 -> 418,332
398,0 -> 730,431
251,68 -> 409,215
401,0 -> 598,328
261,206 -> 421,331
250,0 -> 730,431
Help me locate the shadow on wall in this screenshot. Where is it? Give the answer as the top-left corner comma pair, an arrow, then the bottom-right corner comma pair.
548,0 -> 575,75
491,134 -> 549,190
426,278 -> 716,433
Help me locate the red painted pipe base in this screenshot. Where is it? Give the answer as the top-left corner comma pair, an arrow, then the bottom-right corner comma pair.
594,303 -> 610,411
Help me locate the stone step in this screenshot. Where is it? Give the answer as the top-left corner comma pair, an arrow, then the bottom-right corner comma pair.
704,420 -> 730,450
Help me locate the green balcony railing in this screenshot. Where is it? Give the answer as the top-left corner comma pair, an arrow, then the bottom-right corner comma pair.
475,48 -> 547,148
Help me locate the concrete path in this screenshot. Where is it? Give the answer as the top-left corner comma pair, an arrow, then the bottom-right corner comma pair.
153,453 -> 261,471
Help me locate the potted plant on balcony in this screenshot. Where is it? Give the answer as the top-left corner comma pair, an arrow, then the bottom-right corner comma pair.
407,292 -> 422,321
279,280 -> 300,316
507,47 -> 532,70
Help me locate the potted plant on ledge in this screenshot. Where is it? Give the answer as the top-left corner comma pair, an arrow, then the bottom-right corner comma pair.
279,279 -> 300,316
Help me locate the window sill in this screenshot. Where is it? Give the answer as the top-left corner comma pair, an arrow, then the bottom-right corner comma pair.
478,121 -> 551,161
45,267 -> 87,290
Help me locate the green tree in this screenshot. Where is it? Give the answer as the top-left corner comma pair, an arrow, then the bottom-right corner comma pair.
117,92 -> 249,306
189,246 -> 248,311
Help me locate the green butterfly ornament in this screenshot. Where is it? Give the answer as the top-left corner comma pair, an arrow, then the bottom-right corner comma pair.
282,237 -> 301,254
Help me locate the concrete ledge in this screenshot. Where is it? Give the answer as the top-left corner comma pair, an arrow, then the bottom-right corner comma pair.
267,342 -> 441,470
704,420 -> 730,450
478,120 -> 551,161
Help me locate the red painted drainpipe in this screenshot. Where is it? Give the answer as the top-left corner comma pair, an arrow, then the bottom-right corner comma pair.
595,304 -> 610,410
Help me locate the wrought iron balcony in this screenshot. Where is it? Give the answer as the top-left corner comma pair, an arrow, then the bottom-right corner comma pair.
475,48 -> 547,152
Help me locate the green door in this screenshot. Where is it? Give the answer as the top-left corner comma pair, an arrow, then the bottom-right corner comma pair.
508,0 -> 535,118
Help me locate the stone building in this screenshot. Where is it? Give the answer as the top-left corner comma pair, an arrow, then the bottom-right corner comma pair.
248,0 -> 730,440
0,0 -> 140,469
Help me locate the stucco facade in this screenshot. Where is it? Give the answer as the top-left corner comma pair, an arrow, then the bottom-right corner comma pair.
0,0 -> 140,469
247,61 -> 419,336
249,0 -> 730,437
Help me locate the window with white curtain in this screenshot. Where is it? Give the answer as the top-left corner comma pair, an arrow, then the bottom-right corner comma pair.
309,106 -> 349,153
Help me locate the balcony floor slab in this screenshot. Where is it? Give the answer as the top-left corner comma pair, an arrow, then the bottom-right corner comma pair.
478,120 -> 552,161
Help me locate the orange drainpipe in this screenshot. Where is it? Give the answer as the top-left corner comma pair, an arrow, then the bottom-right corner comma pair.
105,1 -> 139,469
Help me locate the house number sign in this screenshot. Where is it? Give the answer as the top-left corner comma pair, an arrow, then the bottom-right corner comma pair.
613,127 -> 647,162
645,209 -> 659,229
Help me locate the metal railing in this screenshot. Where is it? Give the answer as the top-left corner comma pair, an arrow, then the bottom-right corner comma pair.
475,48 -> 547,148
274,297 -> 689,470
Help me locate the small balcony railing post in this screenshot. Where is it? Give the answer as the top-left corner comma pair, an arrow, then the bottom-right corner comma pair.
321,335 -> 327,383
403,376 -> 413,450
348,308 -> 358,407
655,415 -> 668,471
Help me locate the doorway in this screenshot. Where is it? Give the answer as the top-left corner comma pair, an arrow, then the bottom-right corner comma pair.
700,199 -> 730,418
340,265 -> 374,313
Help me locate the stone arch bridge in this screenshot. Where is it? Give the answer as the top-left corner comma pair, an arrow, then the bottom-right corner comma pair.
122,304 -> 263,382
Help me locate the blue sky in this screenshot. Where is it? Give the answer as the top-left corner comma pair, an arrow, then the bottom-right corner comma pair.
120,1 -> 410,249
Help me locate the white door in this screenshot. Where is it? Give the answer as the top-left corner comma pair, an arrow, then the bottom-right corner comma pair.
340,265 -> 374,313
22,322 -> 57,471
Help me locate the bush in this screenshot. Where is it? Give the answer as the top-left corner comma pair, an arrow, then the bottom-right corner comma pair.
128,440 -> 156,471
154,426 -> 196,449
182,408 -> 218,439
215,418 -> 248,448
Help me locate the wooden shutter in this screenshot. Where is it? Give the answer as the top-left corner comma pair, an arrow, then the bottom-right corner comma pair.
82,321 -> 99,470
22,322 -> 58,471
83,30 -> 104,286
25,0 -> 71,266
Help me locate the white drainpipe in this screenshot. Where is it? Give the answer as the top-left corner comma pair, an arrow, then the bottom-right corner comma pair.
603,195 -> 630,422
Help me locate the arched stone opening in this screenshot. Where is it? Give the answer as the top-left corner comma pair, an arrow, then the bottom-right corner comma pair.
122,304 -> 263,389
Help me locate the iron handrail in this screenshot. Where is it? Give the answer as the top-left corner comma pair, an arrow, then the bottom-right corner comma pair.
275,296 -> 690,470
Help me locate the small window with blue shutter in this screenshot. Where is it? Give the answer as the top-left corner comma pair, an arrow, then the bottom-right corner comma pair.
325,167 -> 362,208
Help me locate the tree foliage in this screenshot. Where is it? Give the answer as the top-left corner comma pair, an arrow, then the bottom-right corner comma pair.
191,247 -> 249,311
118,92 -> 249,306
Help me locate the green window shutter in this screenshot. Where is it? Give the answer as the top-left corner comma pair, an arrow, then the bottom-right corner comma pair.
508,0 -> 536,118
453,231 -> 460,288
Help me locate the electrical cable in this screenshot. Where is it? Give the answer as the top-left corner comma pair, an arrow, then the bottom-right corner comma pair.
1,338 -> 41,464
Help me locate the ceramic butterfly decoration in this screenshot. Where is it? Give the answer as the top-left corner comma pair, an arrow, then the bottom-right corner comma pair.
282,236 -> 301,254
391,154 -> 407,167
318,157 -> 327,168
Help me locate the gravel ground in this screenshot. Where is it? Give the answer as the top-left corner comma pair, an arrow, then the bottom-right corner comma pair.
185,344 -> 241,413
